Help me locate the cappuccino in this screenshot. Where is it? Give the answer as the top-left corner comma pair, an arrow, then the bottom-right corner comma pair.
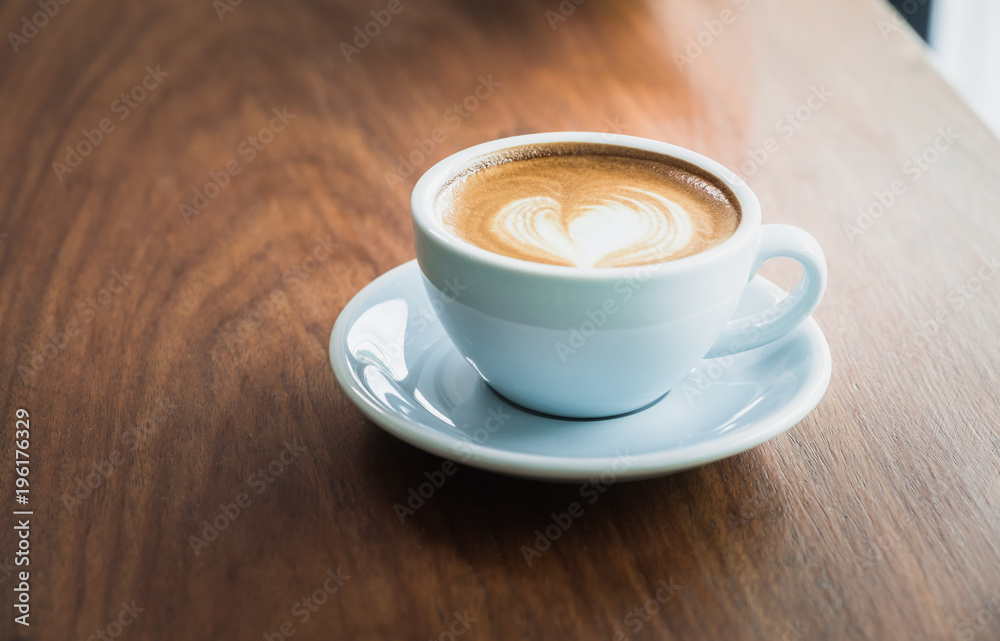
437,143 -> 741,268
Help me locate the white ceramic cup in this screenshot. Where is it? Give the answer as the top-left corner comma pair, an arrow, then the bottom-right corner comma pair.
412,132 -> 827,418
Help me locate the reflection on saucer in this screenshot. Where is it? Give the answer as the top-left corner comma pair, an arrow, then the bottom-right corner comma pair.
331,261 -> 831,482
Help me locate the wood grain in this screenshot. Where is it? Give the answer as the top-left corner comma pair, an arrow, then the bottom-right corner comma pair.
2,0 -> 999,639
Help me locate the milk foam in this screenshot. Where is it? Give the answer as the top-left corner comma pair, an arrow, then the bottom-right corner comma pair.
494,188 -> 694,268
440,143 -> 741,268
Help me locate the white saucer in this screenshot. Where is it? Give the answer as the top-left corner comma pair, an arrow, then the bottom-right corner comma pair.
329,260 -> 831,482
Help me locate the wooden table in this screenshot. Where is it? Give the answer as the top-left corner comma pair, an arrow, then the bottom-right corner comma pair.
2,0 -> 999,639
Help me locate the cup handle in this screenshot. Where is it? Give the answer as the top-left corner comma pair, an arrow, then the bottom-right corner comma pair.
704,224 -> 827,358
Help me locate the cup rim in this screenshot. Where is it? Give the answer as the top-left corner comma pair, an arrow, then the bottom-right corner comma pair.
411,132 -> 761,279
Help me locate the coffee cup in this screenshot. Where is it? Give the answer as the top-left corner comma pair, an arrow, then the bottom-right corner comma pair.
411,132 -> 826,418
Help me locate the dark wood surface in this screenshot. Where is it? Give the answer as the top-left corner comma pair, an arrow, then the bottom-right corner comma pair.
2,0 -> 1000,639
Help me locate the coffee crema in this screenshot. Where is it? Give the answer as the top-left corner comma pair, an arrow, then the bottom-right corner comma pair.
437,143 -> 741,268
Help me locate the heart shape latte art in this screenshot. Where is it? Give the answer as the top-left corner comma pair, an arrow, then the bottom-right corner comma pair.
492,188 -> 694,268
